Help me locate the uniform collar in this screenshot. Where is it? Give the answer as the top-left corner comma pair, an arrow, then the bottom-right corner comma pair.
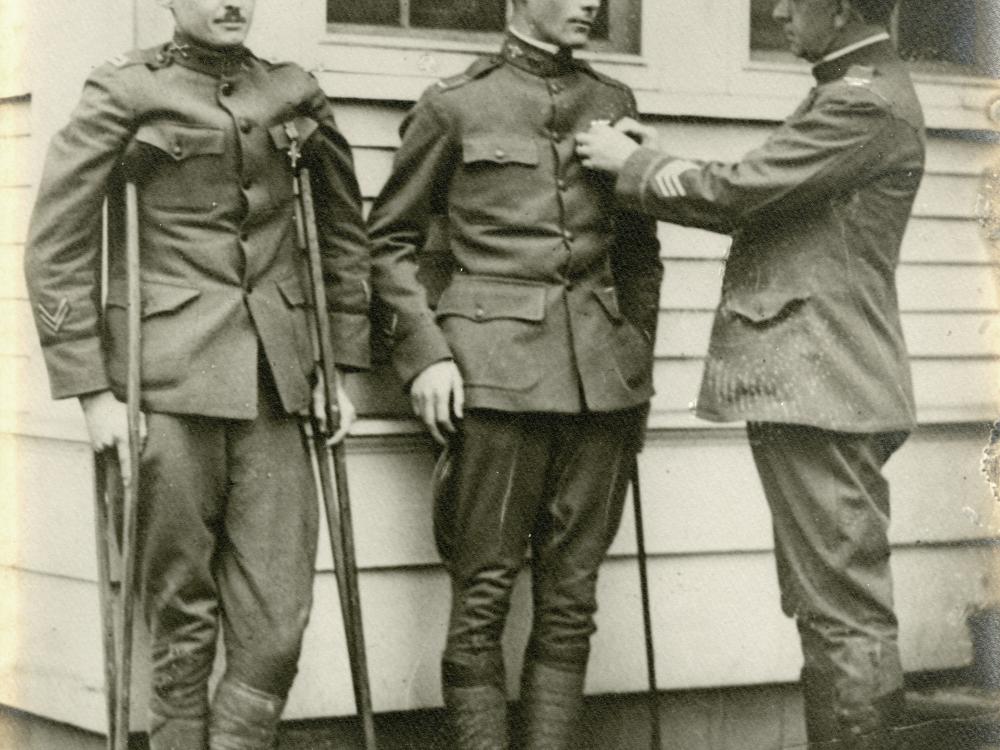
501,31 -> 577,78
812,34 -> 895,84
166,31 -> 254,77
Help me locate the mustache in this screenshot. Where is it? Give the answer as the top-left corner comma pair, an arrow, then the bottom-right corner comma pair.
219,7 -> 247,23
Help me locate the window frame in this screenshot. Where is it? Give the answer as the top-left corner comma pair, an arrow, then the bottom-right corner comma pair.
301,0 -> 998,131
326,0 -> 641,56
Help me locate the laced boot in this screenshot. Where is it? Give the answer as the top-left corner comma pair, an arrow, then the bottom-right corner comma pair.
443,682 -> 511,750
517,663 -> 585,750
208,679 -> 286,750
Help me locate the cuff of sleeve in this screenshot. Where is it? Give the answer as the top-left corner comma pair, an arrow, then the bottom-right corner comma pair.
392,322 -> 453,387
329,312 -> 372,372
43,337 -> 110,401
616,147 -> 666,213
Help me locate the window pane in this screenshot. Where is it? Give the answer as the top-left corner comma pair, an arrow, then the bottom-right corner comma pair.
750,0 -> 999,77
328,0 -> 399,26
897,0 -> 999,77
591,3 -> 611,41
411,0 -> 506,32
750,0 -> 785,54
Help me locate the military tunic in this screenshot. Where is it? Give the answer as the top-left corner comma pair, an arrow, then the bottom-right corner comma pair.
24,35 -> 371,749
26,38 -> 371,418
617,40 -> 923,434
369,37 -> 663,414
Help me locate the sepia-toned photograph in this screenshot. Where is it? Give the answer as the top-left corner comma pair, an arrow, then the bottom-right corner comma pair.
1,1 -> 998,748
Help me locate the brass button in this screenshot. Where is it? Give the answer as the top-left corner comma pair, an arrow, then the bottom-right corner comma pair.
239,232 -> 249,243
475,306 -> 485,320
557,178 -> 568,190
172,144 -> 182,156
242,179 -> 253,190
563,230 -> 574,241
239,119 -> 252,134
494,149 -> 506,160
220,82 -> 234,96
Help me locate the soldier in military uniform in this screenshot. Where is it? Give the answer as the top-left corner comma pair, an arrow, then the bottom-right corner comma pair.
367,0 -> 662,747
24,1 -> 371,747
577,0 -> 924,746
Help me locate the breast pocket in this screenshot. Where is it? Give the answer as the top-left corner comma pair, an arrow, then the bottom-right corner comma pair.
132,122 -> 227,211
456,135 -> 542,219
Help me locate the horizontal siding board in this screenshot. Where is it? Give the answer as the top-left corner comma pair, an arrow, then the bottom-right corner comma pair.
911,173 -> 981,219
335,102 -> 404,150
5,544 -> 995,729
0,134 -> 30,187
11,423 -> 996,581
353,146 -> 395,200
0,100 -> 30,138
902,217 -> 992,265
897,263 -> 1000,312
0,186 -> 31,245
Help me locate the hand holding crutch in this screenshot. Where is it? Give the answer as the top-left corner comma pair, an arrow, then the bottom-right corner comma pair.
286,123 -> 379,750
89,182 -> 144,750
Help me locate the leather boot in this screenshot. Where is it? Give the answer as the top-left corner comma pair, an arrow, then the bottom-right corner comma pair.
802,670 -> 904,750
208,679 -> 286,750
443,683 -> 510,750
148,714 -> 209,750
801,667 -> 840,746
517,663 -> 585,750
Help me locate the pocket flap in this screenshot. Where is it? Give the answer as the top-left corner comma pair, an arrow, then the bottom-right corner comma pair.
723,290 -> 810,324
436,276 -> 546,322
592,285 -> 624,322
268,117 -> 320,151
277,275 -> 308,307
106,280 -> 202,317
134,122 -> 225,161
462,135 -> 540,166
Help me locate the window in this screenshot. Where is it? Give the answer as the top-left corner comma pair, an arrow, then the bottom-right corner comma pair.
750,0 -> 1000,78
327,0 -> 642,55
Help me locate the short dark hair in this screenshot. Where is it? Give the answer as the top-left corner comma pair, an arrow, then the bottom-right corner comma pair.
849,0 -> 897,26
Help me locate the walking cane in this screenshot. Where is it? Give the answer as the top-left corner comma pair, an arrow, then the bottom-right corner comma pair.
286,125 -> 378,750
93,182 -> 143,750
631,455 -> 663,750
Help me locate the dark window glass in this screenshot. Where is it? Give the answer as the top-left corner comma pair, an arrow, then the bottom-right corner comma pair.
750,0 -> 999,78
896,0 -> 999,77
411,0 -> 506,32
327,0 -> 640,54
327,0 -> 399,26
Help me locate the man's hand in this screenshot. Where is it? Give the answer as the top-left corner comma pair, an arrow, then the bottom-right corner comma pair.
80,389 -> 147,485
576,118 -> 660,175
310,369 -> 358,445
409,360 -> 464,445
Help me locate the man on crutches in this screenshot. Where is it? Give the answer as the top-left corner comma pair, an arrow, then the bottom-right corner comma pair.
24,1 -> 373,747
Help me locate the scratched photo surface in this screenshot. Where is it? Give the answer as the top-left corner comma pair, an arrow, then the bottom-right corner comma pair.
1,1 -> 998,749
